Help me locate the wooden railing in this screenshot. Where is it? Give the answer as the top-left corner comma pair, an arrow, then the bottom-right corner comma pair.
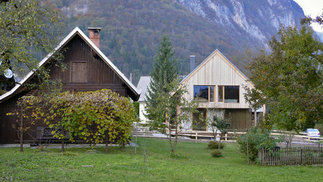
172,130 -> 323,141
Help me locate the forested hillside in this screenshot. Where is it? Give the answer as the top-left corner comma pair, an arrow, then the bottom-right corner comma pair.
45,0 -> 305,84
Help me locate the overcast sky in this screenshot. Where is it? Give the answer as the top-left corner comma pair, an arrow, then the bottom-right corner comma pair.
293,0 -> 323,32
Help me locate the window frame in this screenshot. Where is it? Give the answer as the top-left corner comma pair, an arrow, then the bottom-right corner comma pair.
218,85 -> 240,103
193,85 -> 215,103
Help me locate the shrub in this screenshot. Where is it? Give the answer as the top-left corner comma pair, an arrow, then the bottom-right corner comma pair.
237,127 -> 278,162
211,150 -> 222,157
208,141 -> 224,149
169,152 -> 188,159
17,89 -> 137,147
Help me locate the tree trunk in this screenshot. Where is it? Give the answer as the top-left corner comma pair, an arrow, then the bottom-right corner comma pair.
19,106 -> 23,152
289,134 -> 293,149
61,128 -> 65,152
61,138 -> 64,152
254,107 -> 257,126
166,109 -> 174,153
173,121 -> 178,153
212,127 -> 216,142
262,104 -> 266,119
105,133 -> 109,153
246,129 -> 249,164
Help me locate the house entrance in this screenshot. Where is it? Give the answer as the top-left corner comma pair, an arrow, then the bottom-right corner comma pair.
192,108 -> 207,131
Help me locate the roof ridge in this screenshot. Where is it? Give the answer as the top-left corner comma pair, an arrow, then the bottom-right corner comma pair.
0,27 -> 140,102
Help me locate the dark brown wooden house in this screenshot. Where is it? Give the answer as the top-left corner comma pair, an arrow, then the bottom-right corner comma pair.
0,27 -> 140,143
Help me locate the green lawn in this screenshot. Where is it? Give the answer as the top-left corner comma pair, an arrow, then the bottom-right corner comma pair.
0,138 -> 322,182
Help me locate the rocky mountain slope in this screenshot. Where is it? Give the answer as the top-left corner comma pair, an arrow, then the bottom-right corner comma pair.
48,0 -> 305,83
178,0 -> 304,48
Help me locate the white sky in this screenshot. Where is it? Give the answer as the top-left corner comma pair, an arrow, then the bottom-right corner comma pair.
293,0 -> 323,32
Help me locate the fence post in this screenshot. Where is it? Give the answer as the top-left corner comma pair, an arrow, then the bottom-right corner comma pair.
195,132 -> 197,140
261,148 -> 264,165
19,105 -> 24,152
300,148 -> 302,165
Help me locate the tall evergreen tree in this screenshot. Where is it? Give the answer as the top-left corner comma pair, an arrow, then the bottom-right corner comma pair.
145,35 -> 178,132
145,35 -> 197,153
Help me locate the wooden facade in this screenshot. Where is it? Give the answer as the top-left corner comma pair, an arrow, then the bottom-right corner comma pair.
180,50 -> 253,131
50,35 -> 132,95
0,27 -> 139,143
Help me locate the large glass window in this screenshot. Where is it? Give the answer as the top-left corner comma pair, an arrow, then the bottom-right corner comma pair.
225,86 -> 239,103
194,85 -> 209,102
218,86 -> 239,103
194,85 -> 215,102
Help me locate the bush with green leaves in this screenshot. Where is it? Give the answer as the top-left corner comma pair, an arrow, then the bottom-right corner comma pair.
211,150 -> 222,158
208,141 -> 224,149
237,127 -> 278,162
17,89 -> 137,151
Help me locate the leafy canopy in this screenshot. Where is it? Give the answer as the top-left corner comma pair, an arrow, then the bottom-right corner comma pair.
246,24 -> 323,132
210,116 -> 230,135
16,89 -> 136,146
0,0 -> 63,93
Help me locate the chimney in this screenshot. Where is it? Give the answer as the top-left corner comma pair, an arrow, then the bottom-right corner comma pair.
88,27 -> 101,48
190,55 -> 196,73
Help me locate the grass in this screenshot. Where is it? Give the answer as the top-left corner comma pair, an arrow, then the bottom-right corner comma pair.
0,138 -> 322,182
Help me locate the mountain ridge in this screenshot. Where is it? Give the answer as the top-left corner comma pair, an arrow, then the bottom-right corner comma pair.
47,0 -> 306,84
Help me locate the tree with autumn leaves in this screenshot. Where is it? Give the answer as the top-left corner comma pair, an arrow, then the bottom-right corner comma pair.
0,0 -> 63,94
16,89 -> 137,152
245,21 -> 323,133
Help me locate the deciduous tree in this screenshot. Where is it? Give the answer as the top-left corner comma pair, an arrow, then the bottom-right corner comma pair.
0,0 -> 62,93
246,23 -> 323,134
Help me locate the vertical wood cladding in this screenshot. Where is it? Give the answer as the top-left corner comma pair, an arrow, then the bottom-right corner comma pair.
49,35 -> 126,96
225,109 -> 252,130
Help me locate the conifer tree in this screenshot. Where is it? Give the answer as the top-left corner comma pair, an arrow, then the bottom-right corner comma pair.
145,36 -> 197,153
145,35 -> 178,131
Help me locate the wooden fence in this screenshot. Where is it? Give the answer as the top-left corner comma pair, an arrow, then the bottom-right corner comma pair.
173,130 -> 323,141
258,147 -> 323,165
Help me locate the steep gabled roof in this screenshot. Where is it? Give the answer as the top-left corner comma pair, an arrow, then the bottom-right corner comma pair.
180,49 -> 254,87
136,76 -> 151,102
0,27 -> 140,102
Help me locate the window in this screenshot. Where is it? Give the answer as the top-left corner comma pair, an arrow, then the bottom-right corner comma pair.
194,85 -> 208,102
71,62 -> 87,83
194,85 -> 215,102
218,86 -> 239,103
225,86 -> 239,103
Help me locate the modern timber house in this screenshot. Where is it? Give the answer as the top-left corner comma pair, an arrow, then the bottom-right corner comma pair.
0,27 -> 140,143
137,50 -> 255,131
180,50 -> 254,131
